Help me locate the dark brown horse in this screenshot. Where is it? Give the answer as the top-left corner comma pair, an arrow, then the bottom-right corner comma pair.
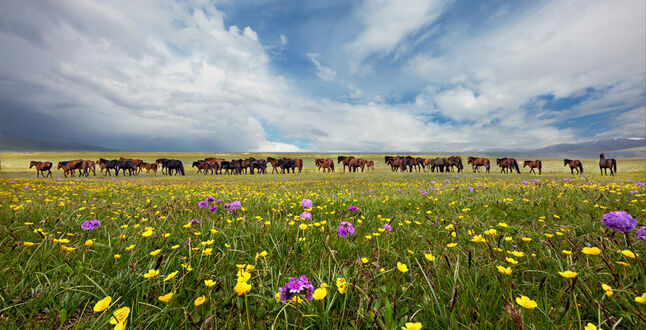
423,158 -> 433,172
283,158 -> 303,173
447,156 -> 463,172
315,158 -> 335,172
497,158 -> 520,174
120,157 -> 143,174
155,158 -> 169,175
523,160 -> 542,175
58,160 -> 84,177
563,159 -> 583,175
599,154 -> 617,176
30,161 -> 52,178
266,157 -> 280,174
338,156 -> 355,173
467,157 -> 490,173
349,158 -> 367,172
365,160 -> 375,171
386,157 -> 405,172
82,160 -> 96,176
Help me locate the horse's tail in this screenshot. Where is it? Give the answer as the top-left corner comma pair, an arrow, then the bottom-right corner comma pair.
513,159 -> 520,174
612,159 -> 617,173
331,162 -> 335,172
578,162 -> 583,174
485,160 -> 490,172
179,163 -> 185,176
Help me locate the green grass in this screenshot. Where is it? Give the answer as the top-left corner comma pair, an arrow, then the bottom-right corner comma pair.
0,153 -> 645,329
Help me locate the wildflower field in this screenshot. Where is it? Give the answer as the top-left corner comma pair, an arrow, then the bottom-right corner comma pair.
1,154 -> 646,329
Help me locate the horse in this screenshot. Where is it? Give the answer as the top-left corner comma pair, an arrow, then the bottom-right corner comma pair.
115,160 -> 135,176
403,156 -> 423,172
58,160 -> 83,177
277,159 -> 295,174
155,158 -> 169,175
82,160 -> 96,176
349,158 -> 367,172
365,160 -> 375,171
386,157 -> 404,172
141,162 -> 158,174
563,159 -> 583,175
219,161 -> 233,175
431,158 -> 449,173
423,159 -> 433,172
467,157 -> 490,173
30,161 -> 52,178
447,156 -> 463,173
337,156 -> 355,173
163,159 -> 185,176
98,158 -> 120,176
119,158 -> 143,174
249,158 -> 267,174
496,158 -> 520,174
266,157 -> 280,174
315,158 -> 335,173
192,161 -> 211,175
523,160 -> 542,175
599,154 -> 617,176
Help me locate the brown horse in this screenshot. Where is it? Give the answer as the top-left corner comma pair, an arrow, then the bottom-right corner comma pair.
285,158 -> 303,173
386,157 -> 405,172
447,156 -> 463,172
563,159 -> 583,175
155,158 -> 169,174
141,162 -> 158,174
266,157 -> 280,174
315,158 -> 335,172
523,160 -> 542,175
58,159 -> 84,177
365,160 -> 375,171
338,156 -> 355,173
467,157 -> 490,173
422,159 -> 433,172
82,160 -> 96,176
349,158 -> 367,172
120,157 -> 143,174
599,154 -> 617,176
30,161 -> 52,178
497,158 -> 520,174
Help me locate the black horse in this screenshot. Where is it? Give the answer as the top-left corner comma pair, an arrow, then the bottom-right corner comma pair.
431,158 -> 448,173
278,159 -> 295,173
115,160 -> 135,176
163,159 -> 185,176
249,158 -> 267,174
99,158 -> 120,176
599,154 -> 617,176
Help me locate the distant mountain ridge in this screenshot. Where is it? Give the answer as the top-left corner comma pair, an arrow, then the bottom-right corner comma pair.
0,134 -> 113,152
469,137 -> 646,158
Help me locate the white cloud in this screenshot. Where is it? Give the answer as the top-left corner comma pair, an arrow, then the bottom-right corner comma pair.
307,53 -> 337,82
280,34 -> 288,46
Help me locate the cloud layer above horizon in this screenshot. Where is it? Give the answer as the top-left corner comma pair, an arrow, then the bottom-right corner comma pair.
1,0 -> 644,152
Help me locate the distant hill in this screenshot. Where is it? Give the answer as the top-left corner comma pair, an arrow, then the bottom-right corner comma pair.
469,137 -> 646,158
0,135 -> 113,152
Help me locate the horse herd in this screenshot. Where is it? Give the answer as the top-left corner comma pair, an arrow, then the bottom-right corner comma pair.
27,153 -> 619,178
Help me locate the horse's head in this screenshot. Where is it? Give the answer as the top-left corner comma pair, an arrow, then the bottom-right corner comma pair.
600,153 -> 605,159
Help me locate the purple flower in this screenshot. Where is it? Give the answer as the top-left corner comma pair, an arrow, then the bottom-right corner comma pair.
81,220 -> 101,230
348,205 -> 358,212
300,211 -> 312,219
636,226 -> 646,242
9,181 -> 15,184
532,179 -> 539,184
636,181 -> 645,187
521,180 -> 529,185
382,223 -> 392,233
279,275 -> 315,302
563,178 -> 570,182
468,187 -> 474,192
197,200 -> 208,208
445,180 -> 450,183
300,199 -> 313,208
630,190 -> 639,195
224,201 -> 242,214
337,221 -> 355,237
367,189 -> 375,193
430,181 -> 436,185
398,189 -> 403,193
190,218 -> 200,225
601,211 -> 637,232
206,196 -> 216,203
209,205 -> 218,213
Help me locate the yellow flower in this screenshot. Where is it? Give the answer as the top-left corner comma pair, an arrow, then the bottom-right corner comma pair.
114,321 -> 127,330
164,271 -> 178,282
397,262 -> 409,273
149,249 -> 161,256
447,243 -> 458,248
484,228 -> 497,236
562,250 -> 572,255
205,279 -> 216,287
93,296 -> 112,312
299,223 -> 308,230
234,281 -> 252,295
361,257 -> 369,264
635,293 -> 646,304
313,287 -> 328,300
471,235 -> 486,243
254,250 -> 268,261
109,306 -> 130,325
141,230 -> 153,237
84,240 -> 94,247
424,253 -> 435,262
601,283 -> 613,296
114,254 -> 121,259
582,247 -> 601,255
194,295 -> 206,306
125,244 -> 135,251
558,271 -> 578,278
505,257 -> 518,265
621,250 -> 636,259
521,237 -> 532,242
497,265 -> 512,275
23,242 -> 35,246
509,250 -> 524,257
401,322 -> 423,330
497,223 -> 508,228
202,248 -> 212,256
158,292 -> 173,303
336,278 -> 348,294
143,269 -> 159,279
515,296 -> 537,309
504,236 -> 512,241
584,323 -> 597,330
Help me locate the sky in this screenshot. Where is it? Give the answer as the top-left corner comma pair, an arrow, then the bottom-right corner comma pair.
0,0 -> 644,152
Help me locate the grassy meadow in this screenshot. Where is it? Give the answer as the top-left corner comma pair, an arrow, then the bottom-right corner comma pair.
1,152 -> 646,329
